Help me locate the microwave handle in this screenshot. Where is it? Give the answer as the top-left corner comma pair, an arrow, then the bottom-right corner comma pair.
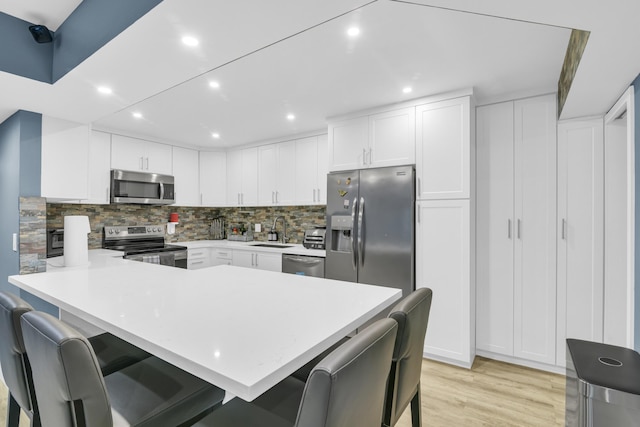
159,182 -> 165,200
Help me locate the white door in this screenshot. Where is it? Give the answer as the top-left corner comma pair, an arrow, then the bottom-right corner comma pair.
226,149 -> 243,206
145,142 -> 173,175
556,119 -> 604,367
368,107 -> 415,168
241,147 -> 259,206
276,141 -> 296,205
416,97 -> 471,200
513,94 -> 557,365
328,116 -> 368,171
83,130 -> 111,205
417,199 -> 473,367
295,136 -> 319,204
111,134 -> 147,171
258,144 -> 278,205
172,147 -> 200,206
232,250 -> 253,268
200,151 -> 226,206
254,252 -> 282,272
316,134 -> 328,203
476,101 -> 515,356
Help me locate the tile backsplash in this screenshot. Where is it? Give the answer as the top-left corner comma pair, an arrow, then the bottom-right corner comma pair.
46,204 -> 326,248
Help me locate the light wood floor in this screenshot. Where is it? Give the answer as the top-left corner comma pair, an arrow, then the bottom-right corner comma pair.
0,356 -> 565,426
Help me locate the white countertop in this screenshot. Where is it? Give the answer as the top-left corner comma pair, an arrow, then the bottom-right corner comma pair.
179,240 -> 326,257
12,250 -> 398,401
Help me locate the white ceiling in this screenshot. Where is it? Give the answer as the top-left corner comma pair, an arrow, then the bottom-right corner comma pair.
0,0 -> 82,30
0,0 -> 637,149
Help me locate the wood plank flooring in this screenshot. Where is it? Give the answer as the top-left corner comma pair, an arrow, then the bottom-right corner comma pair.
0,356 -> 565,426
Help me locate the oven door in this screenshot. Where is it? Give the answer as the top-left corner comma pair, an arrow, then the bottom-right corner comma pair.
125,250 -> 187,269
111,169 -> 175,205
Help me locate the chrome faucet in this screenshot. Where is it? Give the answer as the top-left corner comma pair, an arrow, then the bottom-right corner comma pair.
272,216 -> 287,244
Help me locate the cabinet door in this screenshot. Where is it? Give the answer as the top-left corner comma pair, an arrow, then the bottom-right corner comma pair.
145,142 -> 173,175
276,141 -> 296,205
258,145 -> 278,205
232,251 -> 254,268
416,97 -> 471,200
226,149 -> 243,206
200,151 -> 226,206
295,136 -> 319,205
328,116 -> 368,171
476,101 -> 515,356
513,94 -> 557,365
173,147 -> 200,206
417,200 -> 473,367
316,134 -> 328,204
41,116 -> 89,201
188,248 -> 211,270
111,135 -> 147,171
83,131 -> 111,204
369,107 -> 415,168
254,252 -> 282,272
241,147 -> 259,206
556,119 -> 604,367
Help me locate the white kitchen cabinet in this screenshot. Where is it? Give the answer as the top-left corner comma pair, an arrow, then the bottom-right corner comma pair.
555,119 -> 604,367
227,147 -> 258,206
41,116 -> 90,201
212,248 -> 233,266
82,130 -> 111,205
416,97 -> 471,200
328,107 -> 415,171
232,250 -> 281,272
258,141 -> 296,206
111,134 -> 172,175
187,248 -> 212,270
199,151 -> 227,206
417,199 -> 474,368
172,146 -> 200,206
476,94 -> 557,367
295,134 -> 328,205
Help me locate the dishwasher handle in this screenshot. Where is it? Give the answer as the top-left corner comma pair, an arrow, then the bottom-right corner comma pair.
283,255 -> 323,265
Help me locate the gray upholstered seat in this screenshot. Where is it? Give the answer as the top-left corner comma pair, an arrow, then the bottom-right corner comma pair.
193,317 -> 398,427
20,310 -> 225,427
383,287 -> 432,427
0,292 -> 151,426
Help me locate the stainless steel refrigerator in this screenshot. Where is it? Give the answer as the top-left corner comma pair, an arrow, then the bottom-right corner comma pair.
325,165 -> 415,298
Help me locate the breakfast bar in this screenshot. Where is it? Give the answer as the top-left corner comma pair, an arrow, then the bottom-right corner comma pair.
8,251 -> 401,402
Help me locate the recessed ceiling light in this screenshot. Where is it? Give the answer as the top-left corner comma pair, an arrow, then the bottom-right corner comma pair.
182,36 -> 199,47
97,86 -> 112,95
402,86 -> 413,94
132,112 -> 143,119
212,133 -> 220,139
209,81 -> 220,89
347,27 -> 360,37
286,114 -> 295,121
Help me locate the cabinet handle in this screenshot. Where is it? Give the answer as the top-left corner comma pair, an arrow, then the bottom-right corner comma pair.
139,157 -> 144,170
362,148 -> 367,166
316,188 -> 321,202
218,252 -> 228,256
145,157 -> 149,170
200,193 -> 203,205
191,261 -> 204,265
417,207 -> 420,223
272,191 -> 275,204
562,219 -> 567,240
417,178 -> 421,196
276,191 -> 279,204
106,187 -> 109,202
508,219 -> 512,239
368,148 -> 372,165
241,193 -> 244,205
517,219 -> 521,239
237,193 -> 240,205
255,253 -> 259,267
313,189 -> 316,203
251,253 -> 254,266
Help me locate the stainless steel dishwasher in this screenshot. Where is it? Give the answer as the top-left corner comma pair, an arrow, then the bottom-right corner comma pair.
282,254 -> 325,278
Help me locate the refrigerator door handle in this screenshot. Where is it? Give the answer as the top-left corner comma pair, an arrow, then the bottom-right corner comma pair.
351,197 -> 358,270
358,196 -> 365,267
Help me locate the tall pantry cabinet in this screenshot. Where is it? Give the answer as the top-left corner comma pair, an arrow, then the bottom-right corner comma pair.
476,94 -> 558,366
416,95 -> 475,368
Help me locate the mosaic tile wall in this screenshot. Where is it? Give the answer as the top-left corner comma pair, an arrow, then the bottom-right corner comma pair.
47,203 -> 327,248
20,197 -> 47,274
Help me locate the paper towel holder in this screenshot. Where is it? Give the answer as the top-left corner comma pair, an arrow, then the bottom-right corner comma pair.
167,222 -> 178,235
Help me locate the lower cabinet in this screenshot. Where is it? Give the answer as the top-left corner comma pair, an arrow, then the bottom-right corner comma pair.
416,199 -> 474,368
187,248 -> 213,270
232,250 -> 282,272
212,248 -> 233,266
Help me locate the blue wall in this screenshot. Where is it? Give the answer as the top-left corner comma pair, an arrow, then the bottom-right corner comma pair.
0,12 -> 53,83
0,111 -> 56,314
634,74 -> 640,351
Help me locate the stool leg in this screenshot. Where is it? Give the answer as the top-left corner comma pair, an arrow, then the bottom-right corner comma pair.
6,393 -> 20,427
410,384 -> 422,427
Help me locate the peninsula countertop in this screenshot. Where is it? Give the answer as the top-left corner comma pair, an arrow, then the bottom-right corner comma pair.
9,250 -> 399,401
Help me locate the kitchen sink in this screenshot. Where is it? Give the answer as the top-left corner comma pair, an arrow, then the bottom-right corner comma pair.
250,243 -> 294,248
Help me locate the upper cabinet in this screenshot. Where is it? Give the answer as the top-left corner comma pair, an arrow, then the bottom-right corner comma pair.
41,116 -> 90,201
328,107 -> 415,172
82,130 -> 111,205
227,147 -> 258,206
416,96 -> 471,200
172,146 -> 200,206
200,151 -> 227,207
295,134 -> 328,205
258,141 -> 296,206
111,134 -> 172,175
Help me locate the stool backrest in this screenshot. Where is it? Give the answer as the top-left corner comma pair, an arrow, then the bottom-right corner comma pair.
296,318 -> 398,427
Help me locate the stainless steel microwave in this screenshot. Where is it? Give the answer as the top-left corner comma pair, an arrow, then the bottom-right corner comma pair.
110,169 -> 175,205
